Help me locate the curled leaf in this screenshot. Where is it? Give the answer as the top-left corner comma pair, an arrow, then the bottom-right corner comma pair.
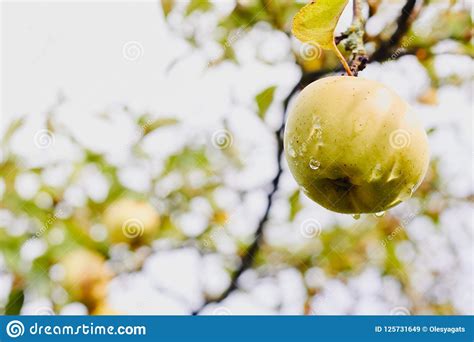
292,0 -> 352,75
292,0 -> 349,50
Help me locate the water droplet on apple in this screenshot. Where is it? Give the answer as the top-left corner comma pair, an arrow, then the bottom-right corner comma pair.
288,147 -> 296,158
309,159 -> 320,170
370,164 -> 383,181
313,116 -> 322,129
310,117 -> 324,146
374,164 -> 382,175
352,214 -> 361,220
374,211 -> 385,218
387,162 -> 402,182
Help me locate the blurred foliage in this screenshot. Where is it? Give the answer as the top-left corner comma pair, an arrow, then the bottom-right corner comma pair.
255,86 -> 277,119
162,0 -> 472,81
0,0 -> 473,316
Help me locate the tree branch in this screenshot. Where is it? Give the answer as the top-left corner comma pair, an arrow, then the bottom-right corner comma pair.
192,81 -> 303,315
371,0 -> 419,61
193,0 -> 422,315
335,32 -> 349,45
353,0 -> 362,18
349,0 -> 369,75
334,0 -> 368,75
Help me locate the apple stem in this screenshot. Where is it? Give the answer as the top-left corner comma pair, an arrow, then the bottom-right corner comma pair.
334,0 -> 368,76
353,0 -> 362,20
334,46 -> 354,76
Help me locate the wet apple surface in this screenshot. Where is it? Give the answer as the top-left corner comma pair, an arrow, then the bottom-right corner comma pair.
284,76 -> 430,214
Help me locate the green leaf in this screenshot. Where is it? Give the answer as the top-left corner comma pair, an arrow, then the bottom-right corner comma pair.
292,0 -> 349,50
5,288 -> 24,315
255,86 -> 277,119
140,117 -> 179,136
289,190 -> 303,221
185,0 -> 213,16
163,147 -> 210,175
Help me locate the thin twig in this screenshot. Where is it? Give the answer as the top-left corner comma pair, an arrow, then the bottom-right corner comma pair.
335,47 -> 354,76
349,0 -> 369,75
371,0 -> 419,61
192,82 -> 302,315
335,32 -> 349,45
353,0 -> 362,18
193,0 -> 422,315
333,0 -> 368,75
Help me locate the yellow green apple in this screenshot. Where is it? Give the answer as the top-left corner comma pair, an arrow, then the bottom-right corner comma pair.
284,76 -> 429,214
103,198 -> 160,244
60,248 -> 111,304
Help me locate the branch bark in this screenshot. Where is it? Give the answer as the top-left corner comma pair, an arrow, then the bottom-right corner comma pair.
349,0 -> 369,75
192,82 -> 301,315
371,0 -> 419,61
193,0 -> 421,315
